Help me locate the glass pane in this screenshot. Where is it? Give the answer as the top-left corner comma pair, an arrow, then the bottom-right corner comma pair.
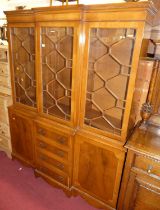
41,27 -> 73,121
11,27 -> 36,107
85,28 -> 136,135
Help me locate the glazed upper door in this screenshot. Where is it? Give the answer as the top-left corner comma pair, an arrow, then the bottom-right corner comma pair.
80,22 -> 144,140
9,25 -> 36,108
38,22 -> 80,126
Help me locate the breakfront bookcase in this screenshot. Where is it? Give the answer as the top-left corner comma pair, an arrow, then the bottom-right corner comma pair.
5,2 -> 157,210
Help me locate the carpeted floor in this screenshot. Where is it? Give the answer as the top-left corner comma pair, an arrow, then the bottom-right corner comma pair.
0,152 -> 97,210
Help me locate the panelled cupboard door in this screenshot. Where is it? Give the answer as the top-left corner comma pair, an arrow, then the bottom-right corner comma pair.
38,22 -> 81,127
80,22 -> 145,140
8,110 -> 34,165
122,171 -> 160,210
73,135 -> 126,208
9,26 -> 37,108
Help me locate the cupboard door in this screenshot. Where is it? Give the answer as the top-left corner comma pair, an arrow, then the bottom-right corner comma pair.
73,135 -> 125,208
10,27 -> 36,107
41,27 -> 74,121
84,27 -> 136,135
123,171 -> 160,210
9,111 -> 34,165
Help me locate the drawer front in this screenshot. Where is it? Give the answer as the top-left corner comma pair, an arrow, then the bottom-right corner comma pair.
37,139 -> 69,161
0,86 -> 11,95
0,95 -> 12,124
36,151 -> 69,174
0,47 -> 8,61
36,124 -> 69,147
133,154 -> 160,177
0,103 -> 8,123
0,51 -> 7,60
0,75 -> 11,87
37,165 -> 69,186
0,122 -> 10,138
0,63 -> 9,76
0,94 -> 12,106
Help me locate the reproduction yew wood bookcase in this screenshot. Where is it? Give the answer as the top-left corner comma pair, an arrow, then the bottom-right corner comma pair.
5,2 -> 157,210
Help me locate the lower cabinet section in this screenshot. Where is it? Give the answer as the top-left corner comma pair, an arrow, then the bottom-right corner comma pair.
8,109 -> 127,209
73,133 -> 126,209
8,108 -> 35,166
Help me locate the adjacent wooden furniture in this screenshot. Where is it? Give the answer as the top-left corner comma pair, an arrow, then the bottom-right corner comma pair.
118,124 -> 160,210
0,45 -> 12,158
149,60 -> 160,113
129,58 -> 157,124
5,2 -> 158,209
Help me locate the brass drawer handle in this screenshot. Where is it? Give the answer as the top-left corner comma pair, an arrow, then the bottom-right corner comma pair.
12,117 -> 16,120
57,163 -> 64,170
39,142 -> 47,149
57,175 -> 64,182
147,165 -> 153,174
57,137 -> 66,144
38,128 -> 46,136
39,155 -> 46,161
56,150 -> 64,157
1,130 -> 5,135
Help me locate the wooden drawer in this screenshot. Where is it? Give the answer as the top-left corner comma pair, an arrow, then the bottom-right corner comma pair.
0,85 -> 11,95
0,93 -> 12,107
36,139 -> 69,161
0,53 -> 7,61
37,165 -> 69,187
0,46 -> 8,61
36,124 -> 69,147
133,154 -> 160,177
0,63 -> 9,76
0,106 -> 8,123
0,96 -> 10,124
36,151 -> 69,174
0,122 -> 10,138
0,75 -> 11,87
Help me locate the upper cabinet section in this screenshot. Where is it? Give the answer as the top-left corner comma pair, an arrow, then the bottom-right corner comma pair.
10,27 -> 36,108
41,27 -> 73,120
5,1 -> 157,140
